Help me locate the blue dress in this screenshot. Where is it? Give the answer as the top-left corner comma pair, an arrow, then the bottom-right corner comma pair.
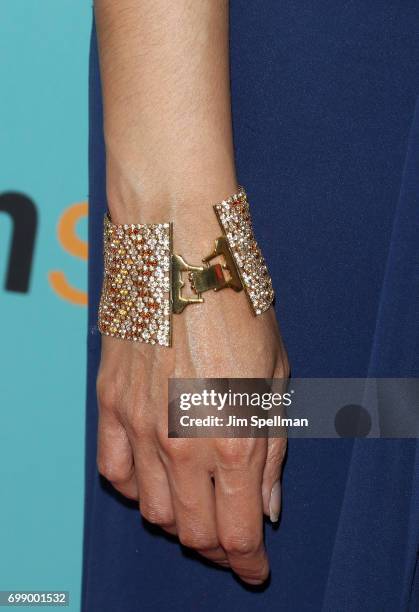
83,2 -> 419,610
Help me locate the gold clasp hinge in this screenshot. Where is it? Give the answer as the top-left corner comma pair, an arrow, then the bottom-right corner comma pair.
171,236 -> 243,314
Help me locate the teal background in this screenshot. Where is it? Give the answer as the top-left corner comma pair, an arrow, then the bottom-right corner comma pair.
0,2 -> 91,610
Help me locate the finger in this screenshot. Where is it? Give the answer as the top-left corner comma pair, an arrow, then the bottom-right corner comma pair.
129,431 -> 177,535
214,440 -> 269,585
97,410 -> 138,500
261,360 -> 289,521
262,437 -> 287,522
164,442 -> 229,567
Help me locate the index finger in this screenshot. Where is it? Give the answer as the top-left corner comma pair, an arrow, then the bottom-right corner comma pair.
214,440 -> 269,585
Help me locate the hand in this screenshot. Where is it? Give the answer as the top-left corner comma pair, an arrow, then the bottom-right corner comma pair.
96,286 -> 289,585
94,0 -> 289,586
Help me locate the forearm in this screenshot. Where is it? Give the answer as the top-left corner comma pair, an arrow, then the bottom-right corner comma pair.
94,0 -> 237,238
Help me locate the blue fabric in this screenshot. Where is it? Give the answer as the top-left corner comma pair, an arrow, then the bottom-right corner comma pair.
82,2 -> 419,610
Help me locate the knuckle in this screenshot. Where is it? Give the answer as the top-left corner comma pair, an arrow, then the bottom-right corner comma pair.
221,535 -> 261,556
129,418 -> 151,440
178,531 -> 217,551
140,505 -> 174,528
215,439 -> 258,466
96,379 -> 119,413
97,459 -> 131,484
160,438 -> 193,463
197,538 -> 220,552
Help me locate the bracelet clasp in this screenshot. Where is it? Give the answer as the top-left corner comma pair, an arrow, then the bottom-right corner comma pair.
171,236 -> 243,314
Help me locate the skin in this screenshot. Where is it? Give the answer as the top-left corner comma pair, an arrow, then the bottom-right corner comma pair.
95,0 -> 289,585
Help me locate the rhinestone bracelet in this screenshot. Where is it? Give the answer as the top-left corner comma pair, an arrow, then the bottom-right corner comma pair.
98,187 -> 274,347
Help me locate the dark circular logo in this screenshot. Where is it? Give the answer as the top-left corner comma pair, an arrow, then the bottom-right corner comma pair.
334,403 -> 372,438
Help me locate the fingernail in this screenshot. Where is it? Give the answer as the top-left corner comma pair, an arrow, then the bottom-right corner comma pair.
269,481 -> 281,523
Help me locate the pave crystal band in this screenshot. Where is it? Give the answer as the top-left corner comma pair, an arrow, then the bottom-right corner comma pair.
98,187 -> 274,347
213,187 -> 274,315
98,217 -> 172,346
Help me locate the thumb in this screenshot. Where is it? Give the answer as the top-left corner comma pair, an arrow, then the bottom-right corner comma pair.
261,353 -> 290,521
262,435 -> 287,522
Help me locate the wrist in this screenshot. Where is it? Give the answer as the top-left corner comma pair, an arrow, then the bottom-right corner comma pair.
105,163 -> 239,260
98,185 -> 275,346
104,134 -> 238,217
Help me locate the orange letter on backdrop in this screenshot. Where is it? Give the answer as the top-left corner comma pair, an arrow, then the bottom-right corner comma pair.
49,202 -> 88,306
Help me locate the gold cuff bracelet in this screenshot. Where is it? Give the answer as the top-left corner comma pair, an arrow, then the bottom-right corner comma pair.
98,187 -> 274,347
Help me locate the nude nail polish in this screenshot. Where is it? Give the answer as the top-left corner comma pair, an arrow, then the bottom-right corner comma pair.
269,481 -> 281,523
